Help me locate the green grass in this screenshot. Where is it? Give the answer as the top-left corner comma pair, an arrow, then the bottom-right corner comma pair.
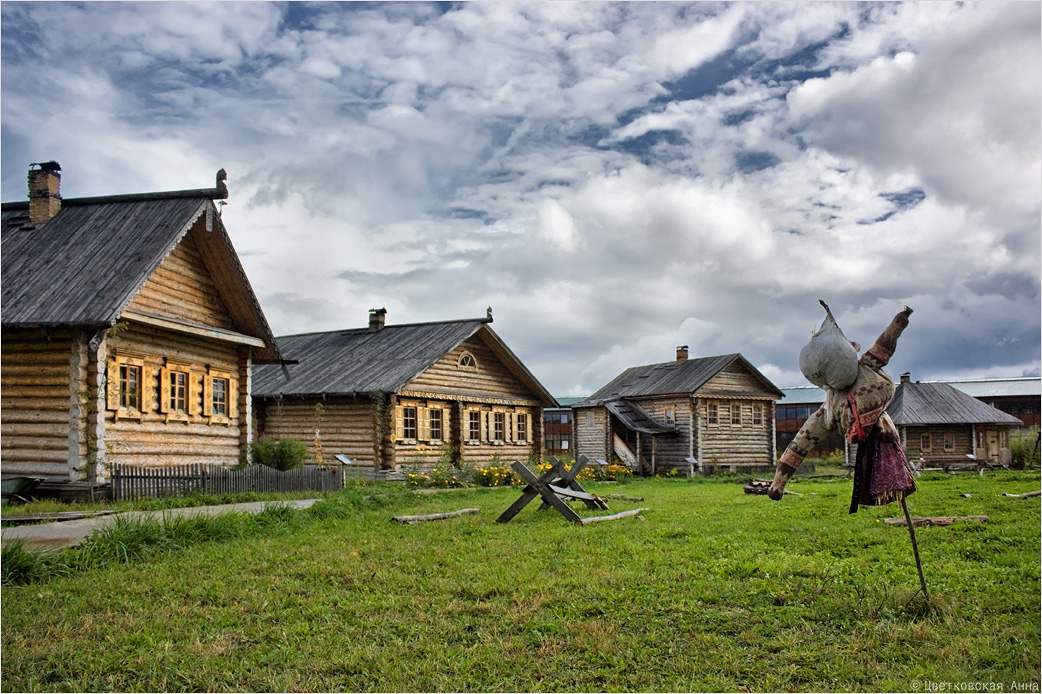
2,472 -> 1039,692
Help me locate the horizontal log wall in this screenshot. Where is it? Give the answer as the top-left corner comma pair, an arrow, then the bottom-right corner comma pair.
256,398 -> 377,467
1,329 -> 79,481
632,397 -> 695,470
103,322 -> 244,469
695,397 -> 774,467
125,227 -> 236,331
572,406 -> 609,462
902,425 -> 975,465
407,335 -> 538,402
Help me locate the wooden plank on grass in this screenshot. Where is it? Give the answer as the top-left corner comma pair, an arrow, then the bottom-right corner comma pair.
575,508 -> 649,526
884,515 -> 988,527
392,508 -> 480,524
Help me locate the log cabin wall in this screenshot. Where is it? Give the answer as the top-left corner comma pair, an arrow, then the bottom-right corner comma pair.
901,425 -> 976,465
124,222 -> 237,330
407,336 -> 531,399
256,397 -> 377,467
630,396 -> 695,470
573,406 -> 609,461
102,322 -> 245,469
1,328 -> 83,482
694,396 -> 774,467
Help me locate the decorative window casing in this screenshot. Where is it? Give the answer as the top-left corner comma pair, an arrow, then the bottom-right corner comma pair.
493,412 -> 506,442
458,352 -> 477,371
516,413 -> 528,443
752,404 -> 764,426
107,355 -> 150,420
203,368 -> 238,424
707,403 -> 718,425
160,363 -> 197,422
468,410 -> 481,443
429,408 -> 444,442
731,403 -> 743,427
396,402 -> 452,443
665,406 -> 676,426
943,433 -> 955,452
920,433 -> 933,453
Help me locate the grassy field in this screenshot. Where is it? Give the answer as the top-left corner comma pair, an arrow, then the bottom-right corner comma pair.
2,470 -> 1039,692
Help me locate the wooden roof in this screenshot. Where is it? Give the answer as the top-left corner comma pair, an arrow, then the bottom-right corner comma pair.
1,190 -> 279,362
887,381 -> 1023,427
580,353 -> 782,404
605,399 -> 679,435
252,318 -> 558,406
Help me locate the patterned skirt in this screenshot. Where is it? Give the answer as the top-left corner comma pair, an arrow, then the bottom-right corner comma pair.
849,422 -> 916,513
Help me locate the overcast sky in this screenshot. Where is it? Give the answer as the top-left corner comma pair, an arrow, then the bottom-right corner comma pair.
3,1 -> 1039,396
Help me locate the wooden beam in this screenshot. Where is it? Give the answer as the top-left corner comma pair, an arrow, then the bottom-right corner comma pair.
575,508 -> 649,526
391,508 -> 479,524
122,310 -> 266,347
884,515 -> 988,527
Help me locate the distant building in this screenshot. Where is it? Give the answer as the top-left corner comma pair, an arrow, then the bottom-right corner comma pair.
252,309 -> 557,473
572,347 -> 782,475
776,374 -> 1034,464
544,398 -> 585,457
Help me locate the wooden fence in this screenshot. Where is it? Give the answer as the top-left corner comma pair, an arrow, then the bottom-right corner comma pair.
110,463 -> 343,501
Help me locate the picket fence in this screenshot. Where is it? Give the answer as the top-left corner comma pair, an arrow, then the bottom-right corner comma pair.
110,463 -> 344,501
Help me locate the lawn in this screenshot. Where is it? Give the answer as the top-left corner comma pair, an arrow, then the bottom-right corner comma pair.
2,470 -> 1039,692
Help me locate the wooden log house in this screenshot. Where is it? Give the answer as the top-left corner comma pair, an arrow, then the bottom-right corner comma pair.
251,309 -> 558,472
1,163 -> 280,496
884,374 -> 1023,468
572,347 -> 783,475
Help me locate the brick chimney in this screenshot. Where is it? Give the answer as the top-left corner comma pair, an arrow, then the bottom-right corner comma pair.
676,345 -> 688,364
900,372 -> 911,383
368,307 -> 387,332
28,161 -> 62,223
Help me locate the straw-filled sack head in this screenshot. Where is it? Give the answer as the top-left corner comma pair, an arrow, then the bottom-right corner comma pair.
799,300 -> 859,389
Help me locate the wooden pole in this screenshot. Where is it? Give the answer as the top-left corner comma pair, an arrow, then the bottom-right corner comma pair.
900,495 -> 929,604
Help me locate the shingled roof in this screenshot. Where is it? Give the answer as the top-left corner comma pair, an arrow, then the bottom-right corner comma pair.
581,353 -> 782,404
252,318 -> 558,406
887,381 -> 1023,427
1,182 -> 280,362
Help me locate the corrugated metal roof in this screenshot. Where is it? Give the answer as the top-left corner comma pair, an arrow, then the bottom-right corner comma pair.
580,353 -> 782,404
887,381 -> 1023,426
253,320 -> 557,406
943,378 -> 1040,398
2,198 -> 207,327
781,378 -> 1040,405
605,399 -> 679,435
780,386 -> 827,403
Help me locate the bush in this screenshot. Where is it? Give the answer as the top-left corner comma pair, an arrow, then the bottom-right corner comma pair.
250,437 -> 309,471
472,462 -> 521,487
1011,428 -> 1040,468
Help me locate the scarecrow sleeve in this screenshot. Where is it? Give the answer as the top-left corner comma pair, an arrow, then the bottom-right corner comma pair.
778,406 -> 832,470
861,307 -> 913,370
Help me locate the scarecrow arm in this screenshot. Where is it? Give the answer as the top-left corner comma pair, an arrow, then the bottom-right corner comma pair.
863,306 -> 913,369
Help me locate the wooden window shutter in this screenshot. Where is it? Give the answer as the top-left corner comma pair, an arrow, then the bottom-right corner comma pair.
141,366 -> 153,414
443,407 -> 451,440
395,405 -> 405,441
106,360 -> 120,411
511,412 -> 519,443
188,372 -> 200,416
159,368 -> 171,413
418,406 -> 430,442
481,411 -> 489,442
203,376 -> 214,417
228,376 -> 238,420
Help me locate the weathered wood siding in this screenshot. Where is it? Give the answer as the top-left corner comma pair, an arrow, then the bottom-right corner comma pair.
901,425 -> 975,465
125,230 -> 236,330
630,396 -> 695,471
1,328 -> 82,481
256,397 -> 377,466
406,336 -> 539,404
102,322 -> 245,469
573,406 -> 609,461
692,364 -> 778,468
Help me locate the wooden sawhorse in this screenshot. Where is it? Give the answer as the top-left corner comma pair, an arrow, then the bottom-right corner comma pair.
496,456 -> 609,524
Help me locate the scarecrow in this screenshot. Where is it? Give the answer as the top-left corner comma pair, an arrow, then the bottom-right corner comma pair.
768,302 -> 916,511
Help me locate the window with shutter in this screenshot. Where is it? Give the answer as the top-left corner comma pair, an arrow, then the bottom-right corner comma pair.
107,355 -> 148,420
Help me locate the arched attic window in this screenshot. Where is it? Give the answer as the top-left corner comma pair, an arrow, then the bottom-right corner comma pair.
458,351 -> 478,372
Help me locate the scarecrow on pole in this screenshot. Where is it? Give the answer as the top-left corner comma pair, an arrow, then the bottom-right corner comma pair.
768,301 -> 927,600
